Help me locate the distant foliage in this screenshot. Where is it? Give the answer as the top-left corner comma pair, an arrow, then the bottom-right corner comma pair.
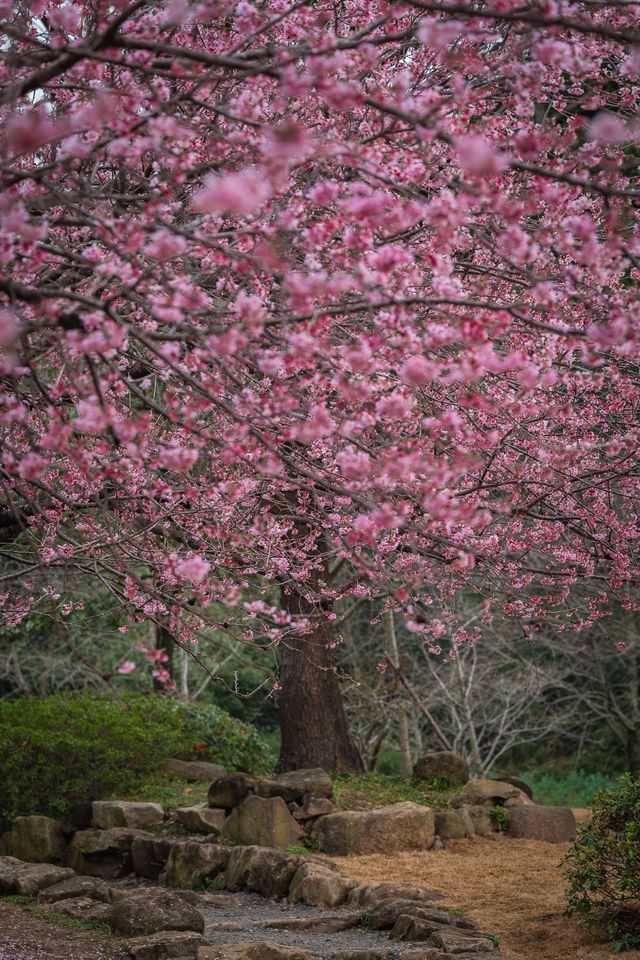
565,776 -> 640,952
0,691 -> 271,823
525,769 -> 615,808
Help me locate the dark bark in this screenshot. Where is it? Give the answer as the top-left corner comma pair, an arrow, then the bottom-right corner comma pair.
628,728 -> 640,779
276,588 -> 363,774
153,622 -> 175,692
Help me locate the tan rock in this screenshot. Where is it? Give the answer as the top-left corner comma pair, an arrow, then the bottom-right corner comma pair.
428,929 -> 497,953
166,759 -> 227,782
225,845 -> 302,899
15,863 -> 75,896
176,805 -> 226,836
349,883 -> 445,908
65,827 -> 149,879
506,805 -> 576,842
196,943 -> 319,960
255,768 -> 333,803
125,930 -> 207,960
222,795 -> 303,849
37,875 -> 114,903
47,896 -> 111,923
0,855 -> 22,894
208,773 -> 256,810
104,888 -> 204,935
312,802 -> 434,856
434,809 -> 475,839
458,780 -> 528,807
132,836 -> 178,880
161,841 -> 230,888
92,801 -> 164,830
288,862 -> 356,908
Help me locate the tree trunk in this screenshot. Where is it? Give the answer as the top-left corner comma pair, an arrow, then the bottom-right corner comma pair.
276,588 -> 364,773
153,622 -> 175,692
628,728 -> 640,779
384,610 -> 412,775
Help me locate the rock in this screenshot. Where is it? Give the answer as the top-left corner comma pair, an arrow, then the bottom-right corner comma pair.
161,841 -> 230,888
196,943 -> 319,960
255,768 -> 333,803
199,892 -> 242,908
332,952 -> 396,960
65,827 -> 148,879
413,753 -> 470,787
92,801 -> 164,830
208,773 -> 256,810
126,930 -> 208,960
9,816 -> 67,863
431,837 -> 443,852
289,796 -> 336,820
132,836 -> 178,880
62,802 -> 94,834
262,913 -> 362,933
0,832 -> 13,856
225,845 -> 302,899
494,776 -> 533,800
312,803 -> 435,856
349,883 -> 445,908
288,862 -> 356,908
222,795 -> 304,849
458,780 -> 529,808
506,805 -> 576,843
428,929 -> 497,953
15,863 -> 75,896
434,809 -> 475,839
105,888 -> 205,935
176,805 -> 226,836
398,951 -> 448,960
166,759 -> 228,782
48,896 -> 112,923
369,899 -> 467,931
463,806 -> 497,836
37,875 -> 114,903
393,914 -> 456,941
0,855 -> 22,894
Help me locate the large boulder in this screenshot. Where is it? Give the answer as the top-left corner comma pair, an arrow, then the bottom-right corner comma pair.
126,930 -> 208,960
506,805 -> 576,843
225,846 -> 303,899
0,855 -> 23,893
92,801 -> 164,830
288,861 -> 356,908
463,805 -> 498,836
15,862 -> 75,896
434,809 -> 475,839
458,779 -> 531,808
37,874 -> 115,903
9,815 -> 67,863
65,827 -> 148,879
222,795 -> 304,849
413,753 -> 470,787
255,768 -> 333,803
312,803 -> 435,856
161,841 -> 230,888
176,805 -> 226,836
132,836 -> 178,880
105,888 -> 205,935
166,759 -> 228,782
208,773 -> 256,810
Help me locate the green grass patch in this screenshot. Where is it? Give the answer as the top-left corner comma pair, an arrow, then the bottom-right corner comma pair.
5,895 -> 114,934
113,775 -> 209,815
332,772 -> 457,811
522,768 -> 615,807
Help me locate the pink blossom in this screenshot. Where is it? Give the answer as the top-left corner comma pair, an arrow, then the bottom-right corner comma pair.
193,169 -> 271,216
0,309 -> 18,347
454,135 -> 509,176
144,230 -> 188,260
158,445 -> 199,471
588,112 -> 628,144
118,660 -> 136,674
17,453 -> 47,481
74,400 -> 109,434
177,555 -> 211,583
400,356 -> 435,387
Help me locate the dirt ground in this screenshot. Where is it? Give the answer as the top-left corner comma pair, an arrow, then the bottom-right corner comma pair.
0,902 -> 125,960
334,810 -> 640,960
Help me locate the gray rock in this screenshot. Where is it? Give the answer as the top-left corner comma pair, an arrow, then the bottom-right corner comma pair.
176,805 -> 226,836
166,759 -> 228,782
413,753 -> 470,787
0,855 -> 22,894
312,803 -> 435,856
161,841 -> 230,888
196,943 -> 319,960
494,776 -> 533,800
349,883 -> 445,908
506,805 -> 576,842
9,815 -> 67,863
434,809 -> 475,839
428,929 -> 497,953
125,930 -> 207,960
255,769 -> 333,803
104,888 -> 205,935
225,846 -> 303,899
47,896 -> 112,923
208,773 -> 256,810
222,795 -> 304,849
370,899 -> 467,931
132,836 -> 178,880
65,827 -> 149,879
37,874 -> 114,903
15,863 -> 75,896
261,913 -> 362,933
289,796 -> 336,821
463,805 -> 497,836
92,801 -> 164,830
458,780 -> 530,808
61,802 -> 93,834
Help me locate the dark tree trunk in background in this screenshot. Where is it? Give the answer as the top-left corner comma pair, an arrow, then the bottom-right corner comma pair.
628,728 -> 640,779
276,588 -> 364,774
153,622 -> 175,692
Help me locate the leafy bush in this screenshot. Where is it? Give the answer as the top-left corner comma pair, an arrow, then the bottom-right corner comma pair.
524,768 -> 615,807
564,775 -> 640,952
0,691 -> 273,824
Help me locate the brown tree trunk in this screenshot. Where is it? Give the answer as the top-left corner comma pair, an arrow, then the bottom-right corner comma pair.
153,622 -> 175,692
276,588 -> 364,774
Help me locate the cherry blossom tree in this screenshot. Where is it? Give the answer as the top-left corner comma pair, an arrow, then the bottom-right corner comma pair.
1,0 -> 639,770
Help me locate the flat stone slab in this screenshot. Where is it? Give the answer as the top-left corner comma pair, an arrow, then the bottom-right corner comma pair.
92,801 -> 164,830
166,759 -> 228,782
312,803 -> 435,856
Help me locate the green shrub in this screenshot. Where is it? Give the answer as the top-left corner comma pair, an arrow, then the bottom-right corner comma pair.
0,691 -> 273,823
564,775 -> 640,952
523,768 -> 615,807
489,805 -> 508,832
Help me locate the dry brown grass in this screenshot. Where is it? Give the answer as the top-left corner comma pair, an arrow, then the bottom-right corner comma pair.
332,810 -> 640,960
